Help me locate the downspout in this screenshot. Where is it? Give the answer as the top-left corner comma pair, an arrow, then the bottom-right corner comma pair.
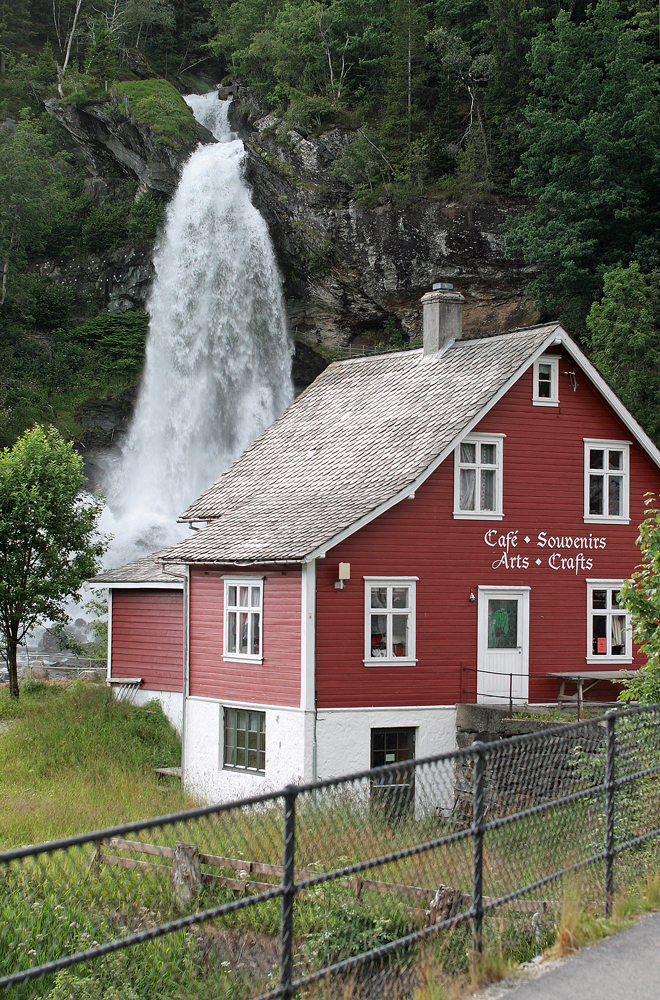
106,588 -> 113,685
181,565 -> 190,783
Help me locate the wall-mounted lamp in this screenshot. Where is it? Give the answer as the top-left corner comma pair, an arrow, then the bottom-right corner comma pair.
563,369 -> 580,392
469,588 -> 475,603
335,563 -> 350,590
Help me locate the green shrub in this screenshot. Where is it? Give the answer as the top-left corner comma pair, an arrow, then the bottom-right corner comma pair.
33,281 -> 75,331
127,192 -> 166,245
70,311 -> 149,375
81,203 -> 129,253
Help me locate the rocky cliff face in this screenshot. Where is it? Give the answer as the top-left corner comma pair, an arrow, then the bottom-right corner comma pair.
232,100 -> 537,348
45,97 -> 216,197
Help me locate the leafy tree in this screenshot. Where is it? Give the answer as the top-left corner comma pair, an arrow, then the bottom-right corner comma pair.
586,262 -> 660,441
504,0 -> 660,336
619,499 -> 660,703
0,425 -> 108,699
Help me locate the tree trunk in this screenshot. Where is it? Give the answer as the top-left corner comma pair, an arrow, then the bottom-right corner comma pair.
58,0 -> 83,97
7,633 -> 19,699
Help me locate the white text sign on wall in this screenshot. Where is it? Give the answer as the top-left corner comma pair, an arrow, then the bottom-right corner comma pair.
483,529 -> 606,573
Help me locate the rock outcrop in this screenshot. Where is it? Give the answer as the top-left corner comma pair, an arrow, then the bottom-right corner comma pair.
45,97 -> 216,197
232,100 -> 538,348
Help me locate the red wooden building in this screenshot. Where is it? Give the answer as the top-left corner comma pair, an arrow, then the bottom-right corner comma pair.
95,288 -> 660,801
88,552 -> 185,731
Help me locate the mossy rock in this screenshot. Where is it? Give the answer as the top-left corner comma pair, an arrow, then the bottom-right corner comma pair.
112,79 -> 197,149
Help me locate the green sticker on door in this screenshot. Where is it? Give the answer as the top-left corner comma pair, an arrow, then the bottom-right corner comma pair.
488,599 -> 518,648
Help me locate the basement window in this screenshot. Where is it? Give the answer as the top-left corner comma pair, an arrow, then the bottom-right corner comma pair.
223,707 -> 265,773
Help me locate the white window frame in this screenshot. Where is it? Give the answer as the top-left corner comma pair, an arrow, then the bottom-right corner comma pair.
583,440 -> 630,524
586,580 -> 632,664
364,577 -> 417,666
222,706 -> 266,773
453,434 -> 504,520
223,576 -> 264,663
532,356 -> 559,406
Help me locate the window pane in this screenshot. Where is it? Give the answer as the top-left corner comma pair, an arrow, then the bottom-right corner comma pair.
460,468 -> 476,510
609,450 -> 622,471
611,615 -> 625,654
370,615 -> 387,656
251,586 -> 261,607
251,613 -> 260,655
590,449 -> 604,470
392,587 -> 408,609
592,590 -> 607,609
228,586 -> 237,607
371,587 -> 387,609
481,443 -> 496,465
609,476 -> 622,516
392,615 -> 408,657
481,469 -> 496,511
612,590 -> 621,609
227,611 -> 236,653
592,615 -> 607,655
589,475 -> 603,515
460,442 -> 475,463
239,586 -> 249,606
239,612 -> 248,654
487,600 -> 518,648
538,363 -> 552,397
224,709 -> 236,766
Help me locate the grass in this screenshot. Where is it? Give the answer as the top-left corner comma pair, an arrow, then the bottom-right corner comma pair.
2,683 -> 660,998
111,80 -> 198,149
0,679 -> 185,846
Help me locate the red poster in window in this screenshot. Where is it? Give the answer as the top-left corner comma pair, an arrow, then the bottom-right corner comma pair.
597,637 -> 607,654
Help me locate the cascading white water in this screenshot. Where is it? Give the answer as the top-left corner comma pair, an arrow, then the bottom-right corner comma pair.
101,93 -> 293,566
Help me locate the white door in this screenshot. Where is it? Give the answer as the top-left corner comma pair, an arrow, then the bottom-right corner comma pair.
477,587 -> 530,704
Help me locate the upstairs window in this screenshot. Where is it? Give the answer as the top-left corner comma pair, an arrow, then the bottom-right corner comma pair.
364,578 -> 417,665
586,582 -> 631,662
532,357 -> 559,406
584,441 -> 629,523
454,435 -> 504,519
224,578 -> 263,661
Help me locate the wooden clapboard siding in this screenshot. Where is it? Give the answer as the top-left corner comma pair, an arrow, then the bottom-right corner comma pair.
111,589 -> 183,692
315,350 -> 660,708
188,566 -> 301,705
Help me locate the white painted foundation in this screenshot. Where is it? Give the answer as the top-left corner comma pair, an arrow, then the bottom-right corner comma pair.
316,706 -> 458,815
183,697 -> 310,802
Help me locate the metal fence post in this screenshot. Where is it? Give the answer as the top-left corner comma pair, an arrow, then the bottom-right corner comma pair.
605,712 -> 616,915
279,785 -> 298,998
472,742 -> 486,959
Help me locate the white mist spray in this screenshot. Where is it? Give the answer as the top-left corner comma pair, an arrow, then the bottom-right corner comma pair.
102,94 -> 293,565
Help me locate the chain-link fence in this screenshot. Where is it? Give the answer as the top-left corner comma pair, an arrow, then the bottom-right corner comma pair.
2,705 -> 660,999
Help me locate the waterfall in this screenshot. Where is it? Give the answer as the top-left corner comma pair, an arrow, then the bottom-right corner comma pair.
101,93 -> 293,566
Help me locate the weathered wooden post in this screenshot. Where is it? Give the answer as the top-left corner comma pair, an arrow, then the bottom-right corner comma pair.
172,841 -> 201,907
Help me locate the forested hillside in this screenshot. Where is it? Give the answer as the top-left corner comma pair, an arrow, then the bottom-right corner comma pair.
1,0 -> 659,448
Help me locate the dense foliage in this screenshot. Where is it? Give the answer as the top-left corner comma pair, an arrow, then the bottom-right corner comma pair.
620,500 -> 660,703
0,0 -> 659,445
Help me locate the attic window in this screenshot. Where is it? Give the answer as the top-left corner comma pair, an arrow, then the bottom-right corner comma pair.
453,435 -> 504,520
533,357 -> 559,406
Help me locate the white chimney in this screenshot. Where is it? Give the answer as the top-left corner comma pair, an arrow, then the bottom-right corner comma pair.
421,284 -> 465,356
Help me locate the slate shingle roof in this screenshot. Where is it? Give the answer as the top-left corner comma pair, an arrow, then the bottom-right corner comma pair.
164,324 -> 560,565
90,550 -> 185,585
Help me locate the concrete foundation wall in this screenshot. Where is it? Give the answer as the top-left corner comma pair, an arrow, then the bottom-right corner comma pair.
183,697 -> 309,802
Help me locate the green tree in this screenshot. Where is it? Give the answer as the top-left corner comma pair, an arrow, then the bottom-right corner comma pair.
586,262 -> 660,441
0,425 -> 108,699
504,0 -> 660,336
619,500 -> 660,704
